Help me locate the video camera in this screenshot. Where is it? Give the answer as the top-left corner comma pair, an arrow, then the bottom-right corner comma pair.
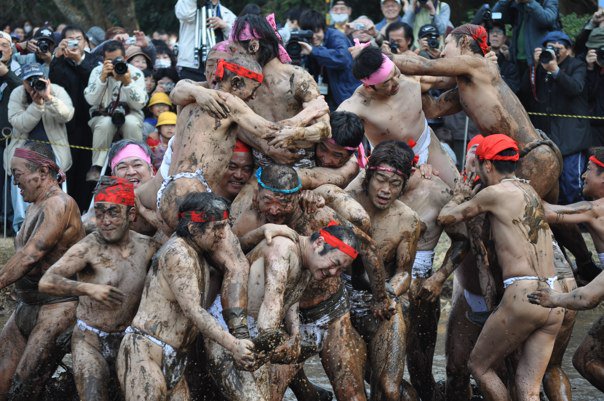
539,45 -> 560,64
286,29 -> 314,66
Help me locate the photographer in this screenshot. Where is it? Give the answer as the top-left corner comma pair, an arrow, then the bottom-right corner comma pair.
381,21 -> 414,55
402,0 -> 451,49
84,40 -> 147,182
416,24 -> 441,59
49,25 -> 98,210
298,9 -> 359,109
6,63 -> 74,231
488,21 -> 521,93
13,26 -> 56,76
522,31 -> 591,204
346,16 -> 379,46
585,27 -> 604,146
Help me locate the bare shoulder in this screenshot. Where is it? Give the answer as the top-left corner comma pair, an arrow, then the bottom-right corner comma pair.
390,200 -> 421,225
338,92 -> 363,115
130,231 -> 160,254
264,236 -> 298,260
289,65 -> 320,101
158,237 -> 196,268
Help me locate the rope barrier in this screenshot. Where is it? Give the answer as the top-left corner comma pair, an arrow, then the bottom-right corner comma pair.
0,128 -> 109,151
526,112 -> 604,120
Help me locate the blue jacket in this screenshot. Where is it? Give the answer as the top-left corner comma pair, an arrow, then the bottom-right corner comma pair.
306,28 -> 359,108
493,0 -> 559,67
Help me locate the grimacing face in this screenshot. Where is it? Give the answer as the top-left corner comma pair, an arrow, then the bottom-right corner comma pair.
367,164 -> 404,210
316,140 -> 351,168
308,237 -> 354,280
257,188 -> 299,224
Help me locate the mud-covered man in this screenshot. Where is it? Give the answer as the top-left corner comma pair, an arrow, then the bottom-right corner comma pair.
116,192 -> 256,401
206,223 -> 360,401
39,177 -> 158,401
437,134 -> 564,401
0,142 -> 85,400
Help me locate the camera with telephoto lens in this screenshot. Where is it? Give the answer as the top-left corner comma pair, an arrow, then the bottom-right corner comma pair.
426,35 -> 440,49
37,39 -> 52,53
112,57 -> 128,75
286,29 -> 314,66
597,47 -> 604,66
389,42 -> 399,53
539,45 -> 559,64
109,104 -> 126,126
28,77 -> 47,92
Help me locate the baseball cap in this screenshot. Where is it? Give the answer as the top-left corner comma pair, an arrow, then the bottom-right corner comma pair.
0,31 -> 11,43
542,31 -> 572,47
418,24 -> 439,38
34,26 -> 55,44
381,0 -> 402,4
21,63 -> 45,81
86,26 -> 105,47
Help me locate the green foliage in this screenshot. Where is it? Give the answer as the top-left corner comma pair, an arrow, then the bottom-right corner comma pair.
560,13 -> 591,40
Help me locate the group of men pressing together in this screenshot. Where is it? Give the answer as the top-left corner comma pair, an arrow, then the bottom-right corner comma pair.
2,12 -> 604,401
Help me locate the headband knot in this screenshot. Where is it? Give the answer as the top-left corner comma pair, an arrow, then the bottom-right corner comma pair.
320,222 -> 359,259
451,24 -> 490,55
14,148 -> 66,184
230,14 -> 292,64
215,59 -> 264,84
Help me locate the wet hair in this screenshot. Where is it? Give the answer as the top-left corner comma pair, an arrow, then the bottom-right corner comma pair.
217,55 -> 263,83
176,192 -> 230,238
61,25 -> 85,41
363,140 -> 414,191
330,111 -> 364,150
232,14 -> 281,67
239,3 -> 262,16
299,9 -> 327,33
285,6 -> 308,24
258,164 -> 300,192
108,139 -> 152,170
103,40 -> 125,57
385,21 -> 413,44
352,46 -> 383,81
592,147 -> 604,174
310,224 -> 360,256
450,25 -> 484,56
153,67 -> 180,85
21,141 -> 59,175
478,148 -> 518,174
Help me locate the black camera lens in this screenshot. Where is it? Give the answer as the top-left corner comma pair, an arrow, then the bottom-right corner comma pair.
539,46 -> 557,64
428,36 -> 440,49
111,106 -> 126,126
112,57 -> 128,75
390,42 -> 399,53
37,40 -> 50,53
30,77 -> 47,92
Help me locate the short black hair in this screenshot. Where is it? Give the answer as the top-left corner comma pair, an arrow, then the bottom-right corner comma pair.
21,141 -> 59,177
310,224 -> 360,256
285,6 -> 308,23
103,40 -> 125,57
108,139 -> 152,171
258,164 -> 300,192
153,41 -> 177,65
385,21 -> 413,44
299,9 -> 327,33
153,67 -> 180,84
232,14 -> 281,67
479,148 -> 518,174
239,3 -> 262,16
363,140 -> 414,191
592,147 -> 604,175
330,111 -> 364,150
352,46 -> 383,81
176,192 -> 230,238
61,25 -> 85,41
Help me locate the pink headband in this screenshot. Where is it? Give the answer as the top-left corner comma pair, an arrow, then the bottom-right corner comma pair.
367,165 -> 404,177
326,138 -> 368,168
361,54 -> 395,86
231,14 -> 292,64
111,144 -> 152,170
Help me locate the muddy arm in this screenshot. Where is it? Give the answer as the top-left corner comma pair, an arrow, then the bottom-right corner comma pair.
392,53 -> 481,77
314,185 -> 370,232
269,303 -> 301,364
529,270 -> 604,310
543,201 -> 597,225
299,157 -> 360,190
421,87 -> 463,119
391,216 -> 421,297
39,239 -> 92,296
420,75 -> 457,92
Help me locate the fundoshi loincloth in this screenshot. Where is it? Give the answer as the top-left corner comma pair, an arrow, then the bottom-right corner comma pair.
412,250 -> 435,279
156,169 -> 211,209
503,276 -> 557,289
76,319 -> 125,364
125,326 -> 188,390
298,283 -> 349,353
412,119 -> 431,166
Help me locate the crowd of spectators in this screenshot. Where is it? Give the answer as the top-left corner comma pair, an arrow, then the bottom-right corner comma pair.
0,0 -> 603,232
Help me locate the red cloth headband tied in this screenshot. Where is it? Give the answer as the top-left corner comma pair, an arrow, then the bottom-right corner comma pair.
94,177 -> 135,206
476,134 -> 519,161
234,139 -> 251,153
451,24 -> 490,56
320,221 -> 358,259
14,148 -> 66,184
215,59 -> 264,84
179,210 -> 229,223
367,165 -> 405,177
590,155 -> 604,169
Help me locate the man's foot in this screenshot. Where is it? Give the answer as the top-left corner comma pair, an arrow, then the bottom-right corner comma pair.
86,166 -> 102,182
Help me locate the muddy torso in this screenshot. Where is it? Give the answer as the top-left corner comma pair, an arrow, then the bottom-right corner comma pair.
76,231 -> 155,332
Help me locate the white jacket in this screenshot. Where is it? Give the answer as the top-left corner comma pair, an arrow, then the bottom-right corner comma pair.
6,83 -> 74,173
84,63 -> 147,120
175,0 -> 236,69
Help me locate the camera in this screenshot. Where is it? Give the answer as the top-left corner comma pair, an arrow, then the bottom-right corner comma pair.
37,39 -> 52,53
286,29 -> 314,66
112,57 -> 128,75
427,35 -> 440,49
597,47 -> 604,66
109,104 -> 126,126
125,37 -> 136,45
389,42 -> 399,54
67,39 -> 79,49
539,45 -> 559,64
28,77 -> 47,92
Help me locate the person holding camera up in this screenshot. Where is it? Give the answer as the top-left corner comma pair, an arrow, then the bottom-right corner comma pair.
84,40 -> 147,182
417,24 -> 441,59
402,0 -> 451,49
522,31 -> 591,205
13,25 -> 56,76
381,21 -> 414,55
6,63 -> 74,231
585,26 -> 604,147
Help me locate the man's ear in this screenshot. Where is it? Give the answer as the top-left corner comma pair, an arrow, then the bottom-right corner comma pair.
128,205 -> 137,223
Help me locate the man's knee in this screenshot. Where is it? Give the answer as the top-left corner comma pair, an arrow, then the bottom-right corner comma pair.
122,116 -> 143,140
90,116 -> 116,134
467,355 -> 487,382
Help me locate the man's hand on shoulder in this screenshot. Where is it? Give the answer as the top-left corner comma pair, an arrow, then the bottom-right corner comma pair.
262,224 -> 299,245
195,88 -> 230,120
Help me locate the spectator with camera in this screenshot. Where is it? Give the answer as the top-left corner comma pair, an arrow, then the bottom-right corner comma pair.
521,31 -> 591,204
382,21 -> 414,55
346,16 -> 379,46
416,24 -> 441,59
376,0 -> 404,33
493,0 -> 560,77
13,26 -> 56,76
330,1 -> 353,33
585,27 -> 604,146
49,25 -> 98,210
402,0 -> 451,49
84,40 -> 147,182
488,21 -> 520,93
6,63 -> 74,231
298,9 -> 359,109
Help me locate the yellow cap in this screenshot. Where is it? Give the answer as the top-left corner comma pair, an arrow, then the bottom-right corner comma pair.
156,111 -> 177,127
148,92 -> 173,108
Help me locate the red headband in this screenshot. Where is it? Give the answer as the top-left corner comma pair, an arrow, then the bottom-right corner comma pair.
406,139 -> 419,166
94,177 -> 135,206
367,165 -> 405,177
233,139 -> 251,153
215,59 -> 264,84
319,221 -> 359,259
476,134 -> 519,162
451,24 -> 489,55
467,134 -> 485,153
590,155 -> 604,169
14,148 -> 66,184
178,210 -> 229,223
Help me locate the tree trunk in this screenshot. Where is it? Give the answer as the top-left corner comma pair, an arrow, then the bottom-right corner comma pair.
51,0 -> 94,27
111,0 -> 139,31
559,0 -> 596,15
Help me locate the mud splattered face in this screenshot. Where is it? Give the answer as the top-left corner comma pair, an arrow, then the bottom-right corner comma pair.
308,238 -> 354,280
94,202 -> 131,243
257,189 -> 299,224
582,161 -> 604,198
11,157 -> 45,202
192,220 -> 230,250
442,34 -> 462,58
316,140 -> 351,168
367,165 -> 404,210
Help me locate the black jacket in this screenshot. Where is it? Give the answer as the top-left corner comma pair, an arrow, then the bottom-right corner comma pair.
0,65 -> 21,139
521,56 -> 591,156
498,53 -> 520,94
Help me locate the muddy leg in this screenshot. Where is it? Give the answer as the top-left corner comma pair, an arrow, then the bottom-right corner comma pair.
71,329 -> 110,401
572,315 -> 604,392
407,286 -> 440,401
426,132 -> 459,190
289,368 -> 332,401
320,313 -> 367,401
9,301 -> 76,401
0,312 -> 27,401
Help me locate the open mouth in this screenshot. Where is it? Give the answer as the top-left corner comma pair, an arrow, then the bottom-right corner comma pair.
376,195 -> 390,205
